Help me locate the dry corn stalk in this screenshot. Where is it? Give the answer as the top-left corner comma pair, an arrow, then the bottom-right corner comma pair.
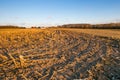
8,54 -> 18,68
35,71 -> 42,76
19,55 -> 26,68
21,74 -> 28,80
0,54 -> 8,61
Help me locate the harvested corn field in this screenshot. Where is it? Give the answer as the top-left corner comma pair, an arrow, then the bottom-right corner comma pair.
0,28 -> 120,80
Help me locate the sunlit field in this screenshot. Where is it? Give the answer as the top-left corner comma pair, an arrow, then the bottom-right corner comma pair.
0,28 -> 120,80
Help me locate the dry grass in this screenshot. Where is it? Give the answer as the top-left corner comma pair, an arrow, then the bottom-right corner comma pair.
0,28 -> 120,80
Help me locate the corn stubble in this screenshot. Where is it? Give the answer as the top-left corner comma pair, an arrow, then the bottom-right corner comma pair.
0,28 -> 120,80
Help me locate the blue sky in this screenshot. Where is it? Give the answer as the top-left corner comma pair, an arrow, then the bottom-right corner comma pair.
0,0 -> 120,27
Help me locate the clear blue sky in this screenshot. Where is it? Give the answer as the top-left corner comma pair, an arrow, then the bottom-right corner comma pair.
0,0 -> 120,27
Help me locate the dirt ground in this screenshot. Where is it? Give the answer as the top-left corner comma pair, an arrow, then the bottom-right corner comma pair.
0,28 -> 120,80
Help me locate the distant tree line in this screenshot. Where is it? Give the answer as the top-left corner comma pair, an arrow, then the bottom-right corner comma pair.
0,25 -> 26,29
31,26 -> 41,29
57,23 -> 120,29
